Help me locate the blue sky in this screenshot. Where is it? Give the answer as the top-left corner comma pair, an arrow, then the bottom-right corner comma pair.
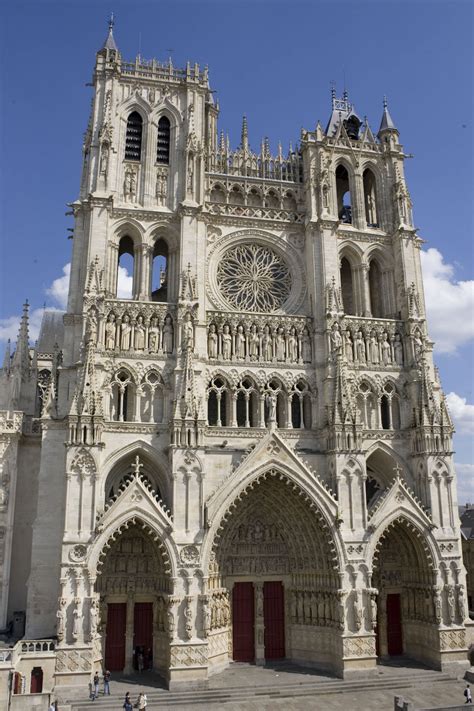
0,0 -> 473,499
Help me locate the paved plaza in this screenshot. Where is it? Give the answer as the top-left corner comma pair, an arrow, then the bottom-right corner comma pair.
69,659 -> 470,711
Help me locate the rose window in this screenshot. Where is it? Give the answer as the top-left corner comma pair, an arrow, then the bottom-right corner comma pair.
216,244 -> 292,312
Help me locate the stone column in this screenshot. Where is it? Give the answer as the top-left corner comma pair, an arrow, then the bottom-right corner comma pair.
124,592 -> 135,673
255,582 -> 265,665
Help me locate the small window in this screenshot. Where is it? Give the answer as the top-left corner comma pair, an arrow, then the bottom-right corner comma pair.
125,112 -> 143,161
157,116 -> 171,164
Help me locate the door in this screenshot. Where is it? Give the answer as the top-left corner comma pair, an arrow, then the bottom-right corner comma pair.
30,667 -> 43,693
105,602 -> 127,670
263,581 -> 285,659
232,582 -> 255,662
134,602 -> 153,669
386,593 -> 403,655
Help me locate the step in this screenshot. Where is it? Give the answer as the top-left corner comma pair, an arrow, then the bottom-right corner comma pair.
70,671 -> 457,710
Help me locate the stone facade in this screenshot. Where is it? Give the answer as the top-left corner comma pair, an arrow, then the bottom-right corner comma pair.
0,20 -> 470,700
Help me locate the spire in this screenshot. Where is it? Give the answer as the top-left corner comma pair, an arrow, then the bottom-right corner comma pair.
2,339 -> 11,373
240,115 -> 249,151
378,96 -> 397,134
12,301 -> 30,374
102,13 -> 119,52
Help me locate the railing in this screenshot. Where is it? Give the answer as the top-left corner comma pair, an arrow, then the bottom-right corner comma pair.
23,416 -> 42,435
121,59 -> 207,85
0,411 -> 23,434
205,202 -> 303,223
207,150 -> 303,182
18,640 -> 55,655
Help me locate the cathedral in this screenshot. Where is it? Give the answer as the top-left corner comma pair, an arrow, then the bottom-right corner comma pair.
0,20 -> 469,705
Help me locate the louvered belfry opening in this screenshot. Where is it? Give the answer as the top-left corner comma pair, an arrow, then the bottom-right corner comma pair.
156,116 -> 171,164
125,111 -> 143,161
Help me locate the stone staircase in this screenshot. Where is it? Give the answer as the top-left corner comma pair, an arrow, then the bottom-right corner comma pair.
69,669 -> 456,710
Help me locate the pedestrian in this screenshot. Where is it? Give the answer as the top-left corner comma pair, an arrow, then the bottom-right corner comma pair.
93,671 -> 100,700
48,702 -> 58,711
465,684 -> 473,704
136,691 -> 147,709
103,669 -> 111,695
123,691 -> 133,710
137,650 -> 144,673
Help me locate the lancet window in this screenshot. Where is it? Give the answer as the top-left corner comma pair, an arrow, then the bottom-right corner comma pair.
151,239 -> 168,302
336,164 -> 352,223
110,370 -> 135,422
357,381 -> 378,429
125,111 -> 143,161
380,383 -> 401,430
36,369 -> 51,417
363,168 -> 379,227
368,258 -> 384,318
156,116 -> 170,164
290,380 -> 312,429
340,257 -> 355,315
207,377 -> 229,427
117,235 -> 135,299
140,371 -> 165,423
236,377 -> 258,428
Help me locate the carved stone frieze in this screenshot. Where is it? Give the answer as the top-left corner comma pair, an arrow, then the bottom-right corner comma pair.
170,644 -> 208,667
55,649 -> 92,673
342,636 -> 376,658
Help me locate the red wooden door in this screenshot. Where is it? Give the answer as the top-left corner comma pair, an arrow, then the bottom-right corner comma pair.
30,667 -> 43,693
263,581 -> 285,659
386,593 -> 403,655
105,602 -> 127,671
232,582 -> 255,662
134,602 -> 153,668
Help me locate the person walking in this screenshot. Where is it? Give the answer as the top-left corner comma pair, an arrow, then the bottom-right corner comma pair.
136,691 -> 147,709
123,691 -> 133,710
103,669 -> 111,695
93,671 -> 100,700
465,684 -> 473,703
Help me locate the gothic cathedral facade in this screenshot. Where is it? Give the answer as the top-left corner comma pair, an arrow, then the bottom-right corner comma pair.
0,23 -> 469,700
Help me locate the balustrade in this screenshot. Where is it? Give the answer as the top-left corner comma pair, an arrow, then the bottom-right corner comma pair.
206,202 -> 304,223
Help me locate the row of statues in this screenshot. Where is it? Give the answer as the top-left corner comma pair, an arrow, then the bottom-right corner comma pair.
208,323 -> 312,363
330,323 -> 405,365
104,312 -> 174,353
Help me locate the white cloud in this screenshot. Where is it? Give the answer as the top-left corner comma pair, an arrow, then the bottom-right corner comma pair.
0,307 -> 62,345
455,463 -> 474,506
117,265 -> 133,299
46,263 -> 70,310
446,392 -> 474,435
421,248 -> 474,354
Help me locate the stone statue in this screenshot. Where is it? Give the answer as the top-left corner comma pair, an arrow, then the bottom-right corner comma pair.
124,167 -> 137,202
222,324 -> 232,360
287,326 -> 298,362
249,324 -> 259,360
414,331 -> 424,362
120,315 -> 132,351
162,315 -> 173,354
394,333 -> 404,365
148,316 -> 160,352
181,313 -> 194,350
369,590 -> 377,630
72,597 -> 81,641
262,325 -> 273,361
134,315 -> 145,351
105,313 -> 117,350
455,584 -> 465,622
56,597 -> 67,642
381,332 -> 391,365
275,327 -> 285,361
356,331 -> 366,362
100,142 -> 109,175
266,392 -> 277,423
302,327 -> 312,363
446,585 -> 455,624
202,597 -> 211,636
208,324 -> 218,358
344,330 -> 353,362
331,323 -> 342,354
89,597 -> 98,639
369,331 -> 379,364
433,589 -> 442,624
235,325 -> 245,359
156,168 -> 168,206
353,593 -> 362,631
86,309 -> 98,344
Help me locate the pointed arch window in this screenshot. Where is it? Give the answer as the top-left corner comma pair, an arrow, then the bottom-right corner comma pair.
363,169 -> 379,227
336,165 -> 352,223
340,257 -> 355,315
368,259 -> 383,317
125,112 -> 143,161
156,116 -> 171,164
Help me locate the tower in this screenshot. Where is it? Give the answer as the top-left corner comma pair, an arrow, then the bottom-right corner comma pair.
0,20 -> 469,702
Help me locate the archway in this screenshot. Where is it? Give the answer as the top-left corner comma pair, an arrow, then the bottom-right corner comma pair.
208,471 -> 341,671
96,520 -> 171,674
372,518 -> 437,666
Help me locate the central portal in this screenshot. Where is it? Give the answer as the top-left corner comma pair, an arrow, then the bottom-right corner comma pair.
232,580 -> 285,663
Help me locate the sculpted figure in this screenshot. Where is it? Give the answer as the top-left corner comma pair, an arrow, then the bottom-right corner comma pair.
262,325 -> 273,361
235,325 -> 245,359
344,330 -> 353,362
148,316 -> 160,352
381,332 -> 392,365
276,327 -> 285,361
302,327 -> 312,363
356,331 -> 366,362
266,392 -> 277,423
456,584 -> 465,622
100,142 -> 109,175
89,597 -> 98,639
162,315 -> 173,354
181,313 -> 194,350
105,313 -> 117,350
156,168 -> 168,206
134,315 -> 145,351
208,324 -> 218,358
353,593 -> 362,631
287,326 -> 298,362
446,585 -> 455,624
394,333 -> 404,365
72,598 -> 81,641
249,324 -> 259,360
56,598 -> 67,642
331,322 -> 342,354
369,331 -> 379,364
87,309 -> 98,343
221,324 -> 232,360
414,331 -> 424,362
120,315 -> 132,350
